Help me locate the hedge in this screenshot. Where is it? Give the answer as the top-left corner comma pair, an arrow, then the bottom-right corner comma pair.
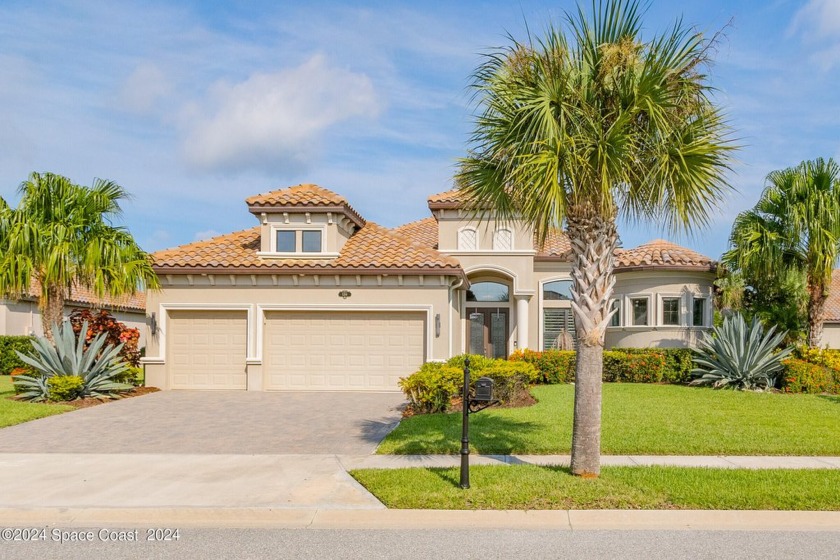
509,348 -> 687,385
780,358 -> 839,394
0,336 -> 35,375
399,355 -> 538,414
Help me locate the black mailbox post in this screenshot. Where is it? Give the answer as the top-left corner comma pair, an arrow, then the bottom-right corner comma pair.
460,359 -> 500,489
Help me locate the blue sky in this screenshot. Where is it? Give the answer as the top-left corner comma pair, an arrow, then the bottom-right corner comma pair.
1,0 -> 838,259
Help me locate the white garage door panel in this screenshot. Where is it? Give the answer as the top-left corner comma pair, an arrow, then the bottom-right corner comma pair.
264,311 -> 425,391
168,310 -> 247,390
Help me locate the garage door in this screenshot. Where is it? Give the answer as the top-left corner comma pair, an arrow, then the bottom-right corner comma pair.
168,310 -> 248,390
263,311 -> 425,391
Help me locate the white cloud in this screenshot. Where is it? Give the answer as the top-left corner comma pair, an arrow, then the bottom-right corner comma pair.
790,0 -> 840,70
117,62 -> 171,114
179,54 -> 380,174
791,0 -> 840,38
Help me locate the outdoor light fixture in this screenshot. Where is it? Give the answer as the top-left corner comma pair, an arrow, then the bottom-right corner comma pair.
149,312 -> 157,335
435,314 -> 441,337
338,290 -> 352,299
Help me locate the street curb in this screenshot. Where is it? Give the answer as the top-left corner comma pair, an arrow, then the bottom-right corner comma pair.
1,508 -> 838,531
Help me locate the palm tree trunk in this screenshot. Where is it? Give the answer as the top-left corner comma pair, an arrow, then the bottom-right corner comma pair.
807,280 -> 827,348
41,282 -> 66,343
567,207 -> 618,478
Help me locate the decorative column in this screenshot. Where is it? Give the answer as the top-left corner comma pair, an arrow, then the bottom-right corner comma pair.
515,295 -> 531,350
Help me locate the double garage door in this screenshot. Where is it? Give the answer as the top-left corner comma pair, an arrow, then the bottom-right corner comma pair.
168,310 -> 425,391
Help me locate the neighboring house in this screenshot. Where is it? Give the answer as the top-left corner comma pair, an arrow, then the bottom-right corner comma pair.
0,281 -> 147,346
820,270 -> 840,348
143,184 -> 715,392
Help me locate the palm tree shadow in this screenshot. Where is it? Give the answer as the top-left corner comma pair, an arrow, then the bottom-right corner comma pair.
384,414 -> 541,455
817,395 -> 840,405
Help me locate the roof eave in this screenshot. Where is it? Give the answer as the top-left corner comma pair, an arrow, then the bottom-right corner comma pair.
247,204 -> 366,228
152,265 -> 466,280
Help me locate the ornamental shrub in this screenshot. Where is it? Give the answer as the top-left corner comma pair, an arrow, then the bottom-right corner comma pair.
47,375 -> 85,401
478,361 -> 539,404
445,354 -> 495,374
68,309 -> 141,367
13,321 -> 133,402
399,362 -> 463,414
0,336 -> 35,374
509,349 -> 576,383
791,346 -> 840,373
780,358 -> 838,394
603,351 -> 666,383
613,347 -> 694,384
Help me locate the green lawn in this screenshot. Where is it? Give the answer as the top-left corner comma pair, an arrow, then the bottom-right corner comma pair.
379,384 -> 840,455
0,375 -> 73,428
351,465 -> 840,510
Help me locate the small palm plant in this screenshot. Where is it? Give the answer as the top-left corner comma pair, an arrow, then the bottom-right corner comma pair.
12,321 -> 133,402
691,314 -> 792,390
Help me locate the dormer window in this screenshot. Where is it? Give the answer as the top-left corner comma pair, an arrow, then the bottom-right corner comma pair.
273,228 -> 324,254
301,230 -> 322,253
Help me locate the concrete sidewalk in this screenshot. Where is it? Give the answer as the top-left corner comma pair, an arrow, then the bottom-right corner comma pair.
1,507 -> 839,532
2,452 -> 840,531
340,454 -> 840,470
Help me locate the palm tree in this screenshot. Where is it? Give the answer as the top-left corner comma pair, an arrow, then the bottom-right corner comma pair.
456,0 -> 734,476
0,172 -> 159,341
723,158 -> 840,348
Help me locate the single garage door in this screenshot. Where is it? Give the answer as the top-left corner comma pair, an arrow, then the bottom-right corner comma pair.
263,311 -> 425,391
168,310 -> 248,390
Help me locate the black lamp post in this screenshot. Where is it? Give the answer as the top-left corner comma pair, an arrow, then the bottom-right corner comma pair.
460,357 -> 498,490
459,357 -> 471,489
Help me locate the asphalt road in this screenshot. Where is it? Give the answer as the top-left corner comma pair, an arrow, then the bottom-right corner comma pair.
3,528 -> 840,559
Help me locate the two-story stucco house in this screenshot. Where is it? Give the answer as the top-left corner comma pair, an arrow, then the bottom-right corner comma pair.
143,184 -> 716,392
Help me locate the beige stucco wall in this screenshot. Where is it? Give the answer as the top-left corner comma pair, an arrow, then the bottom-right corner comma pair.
606,270 -> 714,349
821,324 -> 840,349
436,211 -> 533,253
142,273 -> 460,390
0,299 -> 147,347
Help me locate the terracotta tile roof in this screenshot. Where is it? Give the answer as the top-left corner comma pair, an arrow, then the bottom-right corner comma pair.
535,229 -> 572,259
245,183 -> 365,227
152,224 -> 464,275
334,223 -> 460,270
823,270 -> 840,322
427,189 -> 465,206
245,183 -> 346,207
392,217 -> 438,249
614,239 -> 715,271
21,279 -> 146,311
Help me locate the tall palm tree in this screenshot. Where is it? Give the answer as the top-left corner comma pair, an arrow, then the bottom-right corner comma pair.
0,172 -> 160,341
456,0 -> 734,476
723,158 -> 840,347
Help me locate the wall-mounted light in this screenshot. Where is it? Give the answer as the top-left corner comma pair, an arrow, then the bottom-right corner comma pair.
150,312 -> 157,335
338,290 -> 352,299
435,313 -> 441,338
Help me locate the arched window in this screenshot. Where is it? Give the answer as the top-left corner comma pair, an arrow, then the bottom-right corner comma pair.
543,280 -> 573,301
458,228 -> 477,251
466,281 -> 509,302
493,228 -> 512,250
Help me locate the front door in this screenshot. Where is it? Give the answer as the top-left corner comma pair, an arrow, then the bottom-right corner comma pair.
466,308 -> 509,359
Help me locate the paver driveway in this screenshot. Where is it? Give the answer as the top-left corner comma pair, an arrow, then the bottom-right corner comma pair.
0,390 -> 406,454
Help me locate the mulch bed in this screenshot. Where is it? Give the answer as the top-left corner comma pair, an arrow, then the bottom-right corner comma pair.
8,386 -> 160,409
63,386 -> 160,409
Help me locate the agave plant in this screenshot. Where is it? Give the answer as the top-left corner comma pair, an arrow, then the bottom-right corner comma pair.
12,320 -> 133,402
691,314 -> 792,390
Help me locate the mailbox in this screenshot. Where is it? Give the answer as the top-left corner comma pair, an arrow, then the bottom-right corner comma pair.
473,377 -> 494,402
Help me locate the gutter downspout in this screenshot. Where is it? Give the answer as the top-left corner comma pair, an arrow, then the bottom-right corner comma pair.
448,277 -> 465,359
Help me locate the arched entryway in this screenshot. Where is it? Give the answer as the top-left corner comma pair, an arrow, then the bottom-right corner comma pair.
465,277 -> 512,358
